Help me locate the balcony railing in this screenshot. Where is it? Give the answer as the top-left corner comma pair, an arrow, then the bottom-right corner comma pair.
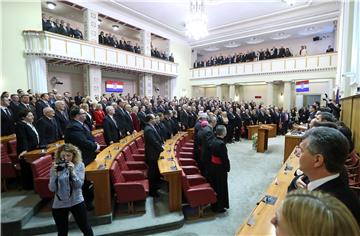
23,31 -> 178,77
190,53 -> 337,79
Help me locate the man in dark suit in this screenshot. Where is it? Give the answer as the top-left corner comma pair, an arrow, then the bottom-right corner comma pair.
289,127 -> 360,225
103,106 -> 121,145
1,96 -> 15,135
179,105 -> 189,130
16,94 -> 37,121
326,45 -> 334,53
123,104 -> 135,135
137,106 -> 147,130
35,107 -> 61,146
278,46 -> 286,57
74,92 -> 83,105
35,93 -> 50,119
54,100 -> 69,137
144,114 -> 164,197
98,31 -> 105,44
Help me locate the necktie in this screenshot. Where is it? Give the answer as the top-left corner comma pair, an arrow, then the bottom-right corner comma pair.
4,108 -> 11,117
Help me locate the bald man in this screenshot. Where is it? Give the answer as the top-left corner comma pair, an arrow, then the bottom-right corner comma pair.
35,107 -> 61,146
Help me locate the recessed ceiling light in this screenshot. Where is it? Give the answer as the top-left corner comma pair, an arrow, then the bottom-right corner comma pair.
270,32 -> 291,40
246,37 -> 264,45
203,47 -> 219,52
46,1 -> 56,10
112,25 -> 119,31
224,42 -> 240,48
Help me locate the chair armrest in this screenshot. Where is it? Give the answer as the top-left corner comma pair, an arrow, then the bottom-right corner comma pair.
182,166 -> 200,175
132,154 -> 145,161
123,172 -> 146,181
114,183 -> 147,201
186,187 -> 217,207
121,170 -> 145,178
179,158 -> 197,166
126,161 -> 148,170
186,175 -> 206,186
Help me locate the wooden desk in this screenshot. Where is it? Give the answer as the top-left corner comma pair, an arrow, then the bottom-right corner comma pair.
236,149 -> 299,236
158,132 -> 184,212
257,128 -> 269,153
187,128 -> 195,140
85,131 -> 143,216
247,125 -> 259,140
267,124 -> 277,138
23,140 -> 64,163
0,134 -> 16,144
284,132 -> 303,163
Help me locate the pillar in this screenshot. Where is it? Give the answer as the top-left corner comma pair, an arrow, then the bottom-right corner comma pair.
266,82 -> 274,106
83,65 -> 101,99
216,85 -> 222,100
328,79 -> 334,100
336,0 -> 360,97
83,9 -> 98,43
139,73 -> 153,97
140,30 -> 151,56
283,81 -> 292,111
229,84 -> 235,101
26,56 -> 48,93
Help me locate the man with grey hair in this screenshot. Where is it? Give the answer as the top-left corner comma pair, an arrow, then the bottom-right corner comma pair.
35,107 -> 61,146
198,115 -> 217,178
54,100 -> 69,135
292,127 -> 360,224
209,125 -> 230,213
103,106 -> 121,145
194,112 -> 208,165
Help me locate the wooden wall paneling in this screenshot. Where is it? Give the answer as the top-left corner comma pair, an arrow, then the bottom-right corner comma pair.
351,96 -> 360,152
340,98 -> 353,128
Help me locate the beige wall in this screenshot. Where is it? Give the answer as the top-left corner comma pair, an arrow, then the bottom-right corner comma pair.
169,41 -> 192,97
205,87 -> 216,97
240,84 -> 267,104
47,65 -> 84,96
1,1 -> 42,93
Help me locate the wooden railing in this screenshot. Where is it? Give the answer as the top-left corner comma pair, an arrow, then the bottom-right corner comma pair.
340,94 -> 360,153
191,53 -> 337,79
23,31 -> 178,77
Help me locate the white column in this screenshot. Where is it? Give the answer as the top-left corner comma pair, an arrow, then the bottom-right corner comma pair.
266,82 -> 274,106
336,0 -> 360,97
139,73 -> 153,97
229,84 -> 235,101
83,65 -> 101,99
216,85 -> 222,100
83,9 -> 98,43
283,81 -> 292,111
140,30 -> 151,56
328,79 -> 334,100
26,56 -> 47,93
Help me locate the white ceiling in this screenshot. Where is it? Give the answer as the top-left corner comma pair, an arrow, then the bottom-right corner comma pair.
45,0 -> 340,50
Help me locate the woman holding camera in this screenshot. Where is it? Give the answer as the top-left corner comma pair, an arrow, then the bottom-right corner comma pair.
49,144 -> 93,236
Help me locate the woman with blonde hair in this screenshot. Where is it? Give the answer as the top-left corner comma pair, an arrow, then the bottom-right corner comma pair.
49,143 -> 93,236
271,189 -> 360,236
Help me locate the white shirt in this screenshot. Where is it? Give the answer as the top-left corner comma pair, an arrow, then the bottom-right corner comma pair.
307,173 -> 340,191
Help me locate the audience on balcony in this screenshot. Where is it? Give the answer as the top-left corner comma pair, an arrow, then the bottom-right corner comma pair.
151,45 -> 174,62
42,14 -> 83,40
98,31 -> 141,54
299,45 -> 308,56
193,46 -> 293,68
326,45 -> 334,53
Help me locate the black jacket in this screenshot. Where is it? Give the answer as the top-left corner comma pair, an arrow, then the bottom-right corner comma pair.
1,108 -> 15,136
15,121 -> 39,155
103,115 -> 121,145
55,110 -> 69,136
35,116 -> 61,146
144,124 -> 164,162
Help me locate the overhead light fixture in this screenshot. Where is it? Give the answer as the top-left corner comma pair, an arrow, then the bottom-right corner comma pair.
112,25 -> 119,31
98,19 -> 102,26
224,42 -> 241,48
185,0 -> 208,40
270,32 -> 291,40
46,1 -> 56,10
246,37 -> 264,45
203,47 -> 219,52
283,0 -> 296,6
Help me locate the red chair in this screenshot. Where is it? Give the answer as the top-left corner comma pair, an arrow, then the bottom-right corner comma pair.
123,146 -> 145,162
110,161 -> 149,213
115,152 -> 148,178
94,133 -> 107,150
7,139 -> 18,165
31,155 -> 54,199
1,144 -> 19,191
129,142 -> 145,160
135,137 -> 145,154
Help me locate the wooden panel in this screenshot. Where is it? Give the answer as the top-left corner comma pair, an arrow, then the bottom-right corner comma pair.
340,98 -> 353,127
351,96 -> 360,153
284,134 -> 302,163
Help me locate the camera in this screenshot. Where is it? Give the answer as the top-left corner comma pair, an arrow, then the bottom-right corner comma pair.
56,159 -> 69,172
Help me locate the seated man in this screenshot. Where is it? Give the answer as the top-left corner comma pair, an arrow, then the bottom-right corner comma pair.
288,127 -> 360,225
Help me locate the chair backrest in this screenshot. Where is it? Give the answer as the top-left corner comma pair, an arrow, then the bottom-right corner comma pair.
1,144 -> 10,163
135,137 -> 144,148
129,141 -> 139,154
110,161 -> 125,183
181,170 -> 189,191
8,139 -> 17,154
31,155 -> 53,178
94,133 -> 106,146
115,152 -> 129,171
122,146 -> 132,160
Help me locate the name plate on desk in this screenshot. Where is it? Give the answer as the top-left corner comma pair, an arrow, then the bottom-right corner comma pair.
263,195 -> 277,205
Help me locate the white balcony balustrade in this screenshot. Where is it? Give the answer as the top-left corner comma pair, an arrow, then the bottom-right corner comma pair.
23,31 -> 178,77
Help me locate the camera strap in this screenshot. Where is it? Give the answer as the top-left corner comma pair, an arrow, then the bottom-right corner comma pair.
55,172 -> 73,201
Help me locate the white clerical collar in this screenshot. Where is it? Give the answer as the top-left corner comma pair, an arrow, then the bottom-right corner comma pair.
307,173 -> 340,191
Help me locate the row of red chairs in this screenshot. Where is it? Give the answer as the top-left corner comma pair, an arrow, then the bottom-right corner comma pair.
175,134 -> 217,217
346,151 -> 360,197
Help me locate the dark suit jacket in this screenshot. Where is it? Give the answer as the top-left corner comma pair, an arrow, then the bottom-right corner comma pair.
199,125 -> 216,166
15,121 -> 39,155
35,117 -> 61,146
84,113 -> 94,131
315,177 -> 360,225
103,115 -> 121,145
64,120 -> 97,166
55,110 -> 69,136
16,103 -> 37,121
144,124 -> 164,162
1,108 -> 15,136
137,111 -> 146,130
35,100 -> 50,119
123,111 -> 134,134
180,111 -> 189,130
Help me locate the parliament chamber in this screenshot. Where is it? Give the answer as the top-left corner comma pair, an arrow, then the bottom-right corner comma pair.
1,0 -> 360,235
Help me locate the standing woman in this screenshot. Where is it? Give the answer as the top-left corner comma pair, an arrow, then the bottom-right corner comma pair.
49,144 -> 93,236
16,109 -> 40,189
